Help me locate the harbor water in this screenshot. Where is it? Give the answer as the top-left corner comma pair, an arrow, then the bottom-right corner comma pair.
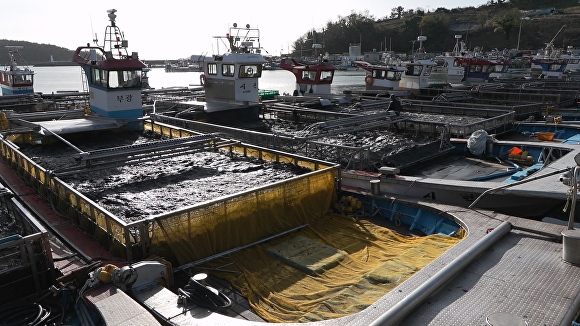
32,66 -> 367,95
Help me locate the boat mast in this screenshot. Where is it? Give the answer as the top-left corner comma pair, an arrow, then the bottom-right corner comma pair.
101,9 -> 130,59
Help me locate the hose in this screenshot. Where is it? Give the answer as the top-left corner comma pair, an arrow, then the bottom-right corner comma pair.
0,300 -> 64,326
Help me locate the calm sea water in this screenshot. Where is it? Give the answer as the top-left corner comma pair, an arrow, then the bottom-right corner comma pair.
32,66 -> 367,95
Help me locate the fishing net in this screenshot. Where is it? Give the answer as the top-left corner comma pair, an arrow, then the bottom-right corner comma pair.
201,213 -> 464,323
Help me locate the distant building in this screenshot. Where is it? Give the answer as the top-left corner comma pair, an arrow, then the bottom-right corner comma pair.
347,43 -> 364,62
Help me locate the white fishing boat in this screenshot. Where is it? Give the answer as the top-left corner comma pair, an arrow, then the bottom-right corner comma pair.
197,23 -> 267,114
0,46 -> 34,95
398,59 -> 440,90
354,60 -> 406,91
432,55 -> 465,84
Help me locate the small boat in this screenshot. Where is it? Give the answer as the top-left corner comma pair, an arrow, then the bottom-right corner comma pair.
0,46 -> 34,95
280,48 -> 337,96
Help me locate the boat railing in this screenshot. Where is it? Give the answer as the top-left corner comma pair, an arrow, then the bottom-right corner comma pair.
0,185 -> 54,304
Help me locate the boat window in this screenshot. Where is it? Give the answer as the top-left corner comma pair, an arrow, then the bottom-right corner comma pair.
222,64 -> 235,77
484,65 -> 494,73
91,68 -> 101,85
102,70 -> 108,87
207,63 -> 218,75
407,65 -> 423,76
549,64 -> 562,71
108,71 -> 120,88
320,70 -> 333,81
239,64 -> 261,78
107,70 -> 142,88
470,65 -> 481,73
301,70 -> 316,81
423,66 -> 432,76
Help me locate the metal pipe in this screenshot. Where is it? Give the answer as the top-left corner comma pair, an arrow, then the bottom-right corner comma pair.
173,224 -> 308,273
368,221 -> 512,326
568,166 -> 578,230
469,167 -> 569,209
39,126 -> 85,154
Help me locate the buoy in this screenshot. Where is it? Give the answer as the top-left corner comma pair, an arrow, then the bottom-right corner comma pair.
365,75 -> 373,86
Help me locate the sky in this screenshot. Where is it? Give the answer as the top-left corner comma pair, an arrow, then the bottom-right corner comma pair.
3,0 -> 488,60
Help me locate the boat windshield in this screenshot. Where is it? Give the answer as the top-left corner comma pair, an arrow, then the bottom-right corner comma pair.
239,64 -> 262,78
97,69 -> 142,88
320,70 -> 333,82
301,70 -> 316,81
11,73 -> 33,84
386,70 -> 402,80
406,64 -> 423,76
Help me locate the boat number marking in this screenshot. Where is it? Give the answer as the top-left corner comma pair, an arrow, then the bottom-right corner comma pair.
116,94 -> 133,103
239,83 -> 258,90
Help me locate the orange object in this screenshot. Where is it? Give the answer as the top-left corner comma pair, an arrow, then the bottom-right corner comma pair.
537,132 -> 554,141
507,147 -> 523,155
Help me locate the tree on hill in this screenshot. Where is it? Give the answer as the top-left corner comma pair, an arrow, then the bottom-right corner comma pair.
390,6 -> 405,19
492,9 -> 521,39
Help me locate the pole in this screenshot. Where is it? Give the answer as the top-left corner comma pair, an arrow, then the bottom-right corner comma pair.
517,18 -> 523,51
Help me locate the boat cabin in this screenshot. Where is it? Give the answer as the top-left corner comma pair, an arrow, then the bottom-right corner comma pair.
280,57 -> 336,95
72,9 -> 147,121
1,46 -> 34,95
199,23 -> 267,113
455,57 -> 496,82
399,59 -> 436,90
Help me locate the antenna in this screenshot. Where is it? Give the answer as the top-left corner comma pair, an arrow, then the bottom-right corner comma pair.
90,15 -> 98,45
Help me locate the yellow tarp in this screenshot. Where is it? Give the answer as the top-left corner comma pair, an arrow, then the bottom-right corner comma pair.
203,213 -> 464,323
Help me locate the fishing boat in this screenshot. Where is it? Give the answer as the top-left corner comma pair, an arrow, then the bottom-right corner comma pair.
201,23 -> 266,110
71,9 -> 148,127
530,25 -> 569,79
280,46 -> 337,96
0,9 -> 579,326
341,122 -> 580,221
354,60 -> 406,91
0,46 -> 34,95
398,59 -> 440,90
431,55 -> 465,84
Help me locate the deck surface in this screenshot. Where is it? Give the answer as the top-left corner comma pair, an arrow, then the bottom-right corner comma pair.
129,199 -> 580,325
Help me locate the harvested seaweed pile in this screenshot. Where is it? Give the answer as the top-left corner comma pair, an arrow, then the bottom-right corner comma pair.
19,131 -> 310,222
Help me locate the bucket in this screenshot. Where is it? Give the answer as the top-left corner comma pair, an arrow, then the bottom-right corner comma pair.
370,180 -> 380,195
562,229 -> 580,264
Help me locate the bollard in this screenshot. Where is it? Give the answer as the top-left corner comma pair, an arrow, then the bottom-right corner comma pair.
562,229 -> 580,264
370,180 -> 380,195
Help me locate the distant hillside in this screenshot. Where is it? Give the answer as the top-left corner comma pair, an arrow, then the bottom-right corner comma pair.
372,5 -> 580,54
0,40 -> 74,66
290,2 -> 580,56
